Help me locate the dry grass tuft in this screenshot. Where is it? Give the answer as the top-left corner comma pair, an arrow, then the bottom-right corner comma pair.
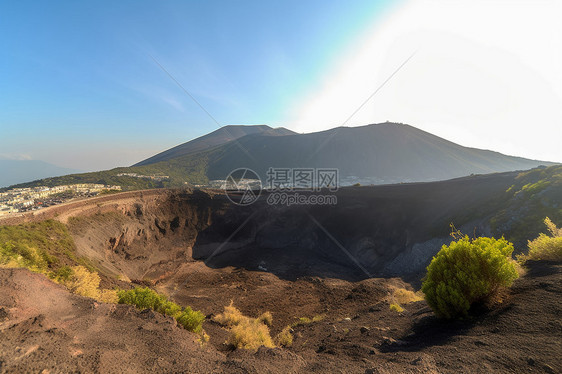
213,301 -> 245,327
275,326 -> 294,347
392,287 -> 423,305
291,314 -> 325,327
66,265 -> 101,299
214,302 -> 275,351
227,319 -> 275,350
523,217 -> 562,262
258,311 -> 273,326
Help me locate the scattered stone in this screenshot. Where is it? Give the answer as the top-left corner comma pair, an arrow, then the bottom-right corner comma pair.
373,326 -> 390,332
543,364 -> 555,374
381,336 -> 396,345
411,357 -> 422,365
343,317 -> 352,322
360,326 -> 370,334
380,336 -> 407,347
527,357 -> 535,366
0,307 -> 9,322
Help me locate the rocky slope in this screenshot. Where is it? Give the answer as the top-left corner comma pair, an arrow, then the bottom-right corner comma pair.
1,260 -> 560,373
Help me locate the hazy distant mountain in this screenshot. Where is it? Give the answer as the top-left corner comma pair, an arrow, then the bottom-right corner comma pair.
134,125 -> 296,166
8,123 -> 556,191
0,160 -> 81,188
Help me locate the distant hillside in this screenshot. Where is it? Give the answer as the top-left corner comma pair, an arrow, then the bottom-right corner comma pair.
134,124 -> 295,166
0,160 -> 81,188
5,123 -> 556,191
199,123 -> 555,184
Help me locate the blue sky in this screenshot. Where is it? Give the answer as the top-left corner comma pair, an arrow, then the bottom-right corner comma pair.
0,0 -> 396,170
2,0 -> 561,171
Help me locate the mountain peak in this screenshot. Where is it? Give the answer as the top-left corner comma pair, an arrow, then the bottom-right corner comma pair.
134,124 -> 296,167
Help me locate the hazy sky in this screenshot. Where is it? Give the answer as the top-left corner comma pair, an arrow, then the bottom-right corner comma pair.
1,0 -> 560,171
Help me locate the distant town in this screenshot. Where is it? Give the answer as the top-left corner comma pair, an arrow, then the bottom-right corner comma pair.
0,184 -> 122,216
116,173 -> 169,181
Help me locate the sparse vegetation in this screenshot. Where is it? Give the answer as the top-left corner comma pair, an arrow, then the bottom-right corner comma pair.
523,217 -> 562,262
290,314 -> 325,327
0,220 -> 75,272
258,311 -> 273,326
275,326 -> 294,347
392,287 -> 423,305
3,149 -> 212,192
0,221 -> 118,303
213,301 -> 245,327
387,287 -> 423,313
214,302 -> 275,351
117,287 -> 205,333
422,236 -> 519,319
65,265 -> 104,299
97,189 -> 122,195
492,165 -> 562,247
227,319 -> 275,350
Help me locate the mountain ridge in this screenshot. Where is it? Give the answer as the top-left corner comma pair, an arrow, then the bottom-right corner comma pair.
3,122 -> 556,191
134,124 -> 296,167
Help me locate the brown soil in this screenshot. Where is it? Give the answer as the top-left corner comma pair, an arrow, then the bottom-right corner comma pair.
1,261 -> 560,373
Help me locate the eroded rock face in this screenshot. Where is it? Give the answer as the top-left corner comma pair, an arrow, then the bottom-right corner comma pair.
66,189 -> 226,281
60,177 -> 510,283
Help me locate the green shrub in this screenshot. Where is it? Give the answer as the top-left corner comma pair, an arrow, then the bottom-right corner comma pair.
0,241 -> 53,272
53,265 -> 74,283
422,236 -> 518,319
117,287 -> 204,333
176,307 -> 205,333
525,217 -> 562,261
161,300 -> 183,317
117,287 -> 166,311
389,303 -> 404,313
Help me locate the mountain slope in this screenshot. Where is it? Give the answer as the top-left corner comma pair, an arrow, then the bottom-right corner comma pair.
0,160 -> 81,188
174,122 -> 556,184
6,123 -> 556,191
134,124 -> 295,167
